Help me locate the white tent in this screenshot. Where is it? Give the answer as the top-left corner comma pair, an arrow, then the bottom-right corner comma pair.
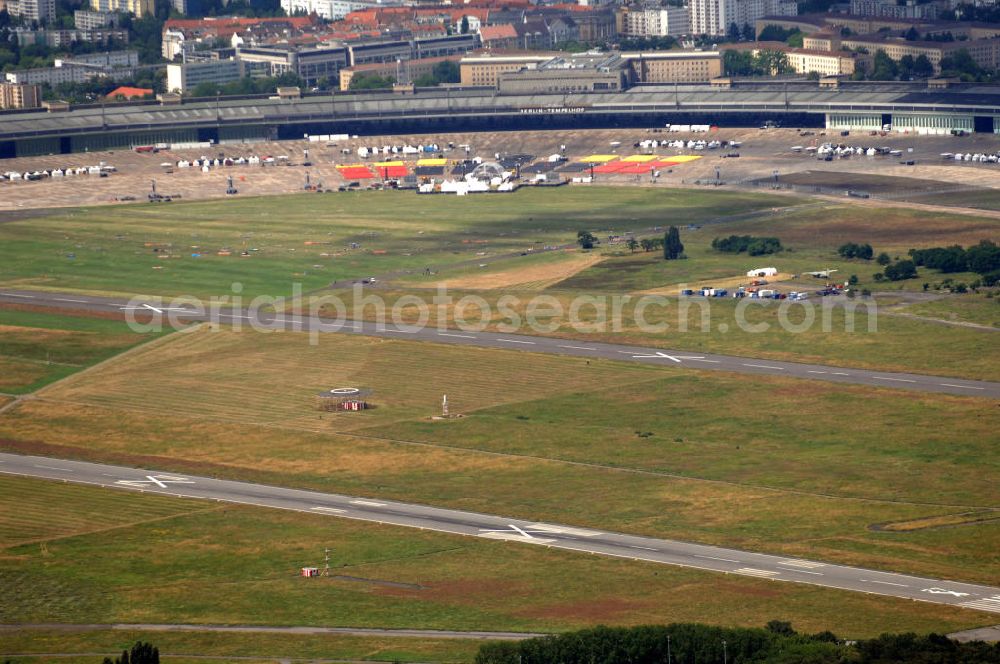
746,267 -> 778,277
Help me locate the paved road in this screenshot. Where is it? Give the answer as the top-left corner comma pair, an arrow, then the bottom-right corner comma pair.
2,452 -> 999,615
1,289 -> 997,397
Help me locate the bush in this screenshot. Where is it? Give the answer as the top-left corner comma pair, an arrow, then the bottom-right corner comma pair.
838,242 -> 874,260
884,260 -> 917,281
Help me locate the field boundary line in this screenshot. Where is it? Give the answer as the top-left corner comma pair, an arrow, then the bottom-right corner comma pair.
14,394 -> 999,511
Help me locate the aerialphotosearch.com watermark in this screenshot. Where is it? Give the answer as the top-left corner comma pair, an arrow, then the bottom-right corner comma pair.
122,282 -> 878,344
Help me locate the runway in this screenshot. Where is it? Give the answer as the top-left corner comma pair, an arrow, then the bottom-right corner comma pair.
2,451 -> 999,615
1,289 -> 997,397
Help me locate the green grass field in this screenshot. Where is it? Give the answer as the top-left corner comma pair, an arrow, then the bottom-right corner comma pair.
0,308 -> 162,393
2,329 -> 997,586
0,188 -> 787,300
0,475 -> 989,649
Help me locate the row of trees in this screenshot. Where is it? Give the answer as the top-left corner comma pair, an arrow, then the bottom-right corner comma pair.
475,623 -> 1000,664
909,240 -> 1000,276
723,50 -> 792,77
189,71 -> 303,97
350,60 -> 459,90
711,234 -> 783,256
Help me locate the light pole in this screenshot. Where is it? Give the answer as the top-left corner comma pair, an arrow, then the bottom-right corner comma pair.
722,639 -> 728,664
666,635 -> 671,664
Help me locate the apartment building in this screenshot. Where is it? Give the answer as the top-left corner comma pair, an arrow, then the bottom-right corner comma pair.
0,82 -> 42,109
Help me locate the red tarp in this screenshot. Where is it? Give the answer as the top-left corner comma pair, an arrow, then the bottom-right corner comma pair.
591,161 -> 628,174
376,165 -> 408,178
338,166 -> 375,179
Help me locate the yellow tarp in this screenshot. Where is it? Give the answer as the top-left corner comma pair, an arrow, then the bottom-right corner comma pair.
579,154 -> 619,163
373,160 -> 405,167
667,155 -> 703,163
416,158 -> 447,166
336,164 -> 369,169
622,155 -> 658,163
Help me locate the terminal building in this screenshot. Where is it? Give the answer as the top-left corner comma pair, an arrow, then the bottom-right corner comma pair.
0,80 -> 997,157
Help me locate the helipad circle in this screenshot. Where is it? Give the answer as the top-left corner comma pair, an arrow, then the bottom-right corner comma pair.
329,387 -> 361,395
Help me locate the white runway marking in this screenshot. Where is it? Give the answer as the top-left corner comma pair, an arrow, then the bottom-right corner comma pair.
922,587 -> 970,597
778,559 -> 826,569
807,370 -> 827,374
940,383 -> 985,390
628,545 -> 659,551
959,597 -> 1000,613
689,358 -> 721,363
735,568 -> 780,578
349,499 -> 386,507
53,298 -> 87,303
873,376 -> 916,383
33,464 -> 72,472
497,339 -> 535,345
742,363 -> 784,370
861,579 -> 909,587
558,345 -> 597,351
438,333 -> 477,339
831,372 -> 850,376
384,329 -> 417,334
695,554 -> 740,563
311,506 -> 346,514
527,523 -> 602,537
0,293 -> 35,298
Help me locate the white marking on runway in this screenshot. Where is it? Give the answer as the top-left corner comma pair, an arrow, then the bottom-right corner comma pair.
349,499 -> 386,507
33,464 -> 72,472
695,554 -> 740,563
0,293 -> 35,298
786,569 -> 824,576
631,351 -> 704,362
53,298 -> 87,303
497,339 -> 535,345
939,383 -> 985,390
872,376 -> 916,383
958,597 -> 1000,613
861,579 -> 909,587
922,587 -> 970,597
735,568 -> 780,578
628,546 -> 659,551
438,333 -> 477,339
527,523 -> 602,537
558,345 -> 597,351
831,372 -> 850,376
778,559 -> 826,569
807,370 -> 827,374
384,328 -> 417,334
742,363 -> 784,370
689,358 -> 721,363
311,506 -> 346,514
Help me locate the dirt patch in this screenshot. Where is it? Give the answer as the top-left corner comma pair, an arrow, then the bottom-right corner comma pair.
870,511 -> 1000,532
518,597 -> 660,622
438,252 -> 601,290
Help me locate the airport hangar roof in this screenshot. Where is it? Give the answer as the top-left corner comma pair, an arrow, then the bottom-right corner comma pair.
1,82 -> 998,141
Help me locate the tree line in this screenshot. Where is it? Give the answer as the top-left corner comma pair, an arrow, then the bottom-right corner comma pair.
475,622 -> 1000,664
711,235 -> 783,256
